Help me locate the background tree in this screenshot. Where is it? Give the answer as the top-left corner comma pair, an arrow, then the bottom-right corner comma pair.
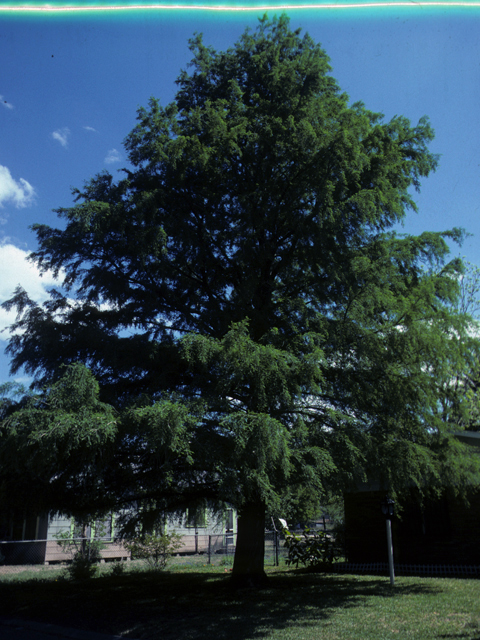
3,15 -> 480,586
434,260 -> 480,432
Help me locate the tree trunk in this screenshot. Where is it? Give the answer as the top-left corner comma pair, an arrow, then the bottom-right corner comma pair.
231,501 -> 268,588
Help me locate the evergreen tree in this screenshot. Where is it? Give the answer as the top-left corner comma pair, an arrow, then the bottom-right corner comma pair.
3,16 -> 479,585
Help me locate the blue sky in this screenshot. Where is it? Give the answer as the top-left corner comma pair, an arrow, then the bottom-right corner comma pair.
0,2 -> 479,384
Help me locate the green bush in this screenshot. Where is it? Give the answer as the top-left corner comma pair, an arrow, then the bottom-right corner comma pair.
284,528 -> 341,569
109,560 -> 126,577
55,528 -> 105,581
126,532 -> 183,571
66,546 -> 101,580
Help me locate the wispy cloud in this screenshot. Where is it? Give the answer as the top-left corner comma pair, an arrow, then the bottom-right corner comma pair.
105,148 -> 121,164
52,127 -> 70,148
0,242 -> 60,340
0,95 -> 13,110
84,125 -> 97,132
0,166 -> 36,209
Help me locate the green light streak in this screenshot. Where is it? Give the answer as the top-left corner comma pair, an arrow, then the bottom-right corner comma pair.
0,1 -> 479,11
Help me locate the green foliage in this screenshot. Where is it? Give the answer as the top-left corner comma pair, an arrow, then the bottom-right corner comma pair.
284,528 -> 341,569
126,532 -> 183,571
0,381 -> 32,421
64,549 -> 100,580
0,364 -> 117,516
457,260 -> 480,317
442,260 -> 480,433
274,488 -> 345,529
109,561 -> 126,577
1,15 -> 479,579
55,527 -> 105,581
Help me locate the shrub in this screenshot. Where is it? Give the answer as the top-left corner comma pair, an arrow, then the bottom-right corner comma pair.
55,527 -> 105,581
65,545 -> 102,580
127,532 -> 183,571
109,560 -> 126,577
284,528 -> 341,569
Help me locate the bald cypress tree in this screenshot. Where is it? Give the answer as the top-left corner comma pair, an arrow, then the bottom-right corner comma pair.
4,16 -> 479,586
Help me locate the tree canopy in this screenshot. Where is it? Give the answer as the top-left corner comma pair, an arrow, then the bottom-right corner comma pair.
2,15 -> 480,585
0,364 -> 117,522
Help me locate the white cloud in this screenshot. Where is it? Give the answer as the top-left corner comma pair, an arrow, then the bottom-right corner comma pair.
52,127 -> 70,148
105,148 -> 121,164
84,125 -> 97,132
0,166 -> 36,209
0,243 -> 60,340
0,95 -> 13,110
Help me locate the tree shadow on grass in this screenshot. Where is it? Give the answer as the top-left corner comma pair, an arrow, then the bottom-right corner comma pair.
0,566 -> 447,639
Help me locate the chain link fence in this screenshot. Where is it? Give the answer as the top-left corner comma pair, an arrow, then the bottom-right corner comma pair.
0,539 -> 47,567
2,535 -> 477,579
0,532 -> 289,576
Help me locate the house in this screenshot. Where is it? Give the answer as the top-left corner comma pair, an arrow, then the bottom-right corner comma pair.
344,432 -> 480,566
0,506 -> 237,565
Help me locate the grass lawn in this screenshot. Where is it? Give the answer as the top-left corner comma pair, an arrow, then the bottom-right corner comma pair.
1,562 -> 479,639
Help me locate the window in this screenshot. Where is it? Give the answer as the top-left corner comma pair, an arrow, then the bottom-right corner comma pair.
186,507 -> 206,529
94,516 -> 113,540
225,509 -> 234,532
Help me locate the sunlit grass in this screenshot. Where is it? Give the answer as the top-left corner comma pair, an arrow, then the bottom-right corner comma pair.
1,563 -> 480,639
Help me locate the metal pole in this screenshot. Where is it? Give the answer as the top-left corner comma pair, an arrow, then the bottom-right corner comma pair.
277,529 -> 280,567
274,529 -> 279,566
386,518 -> 395,586
208,535 -> 211,565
